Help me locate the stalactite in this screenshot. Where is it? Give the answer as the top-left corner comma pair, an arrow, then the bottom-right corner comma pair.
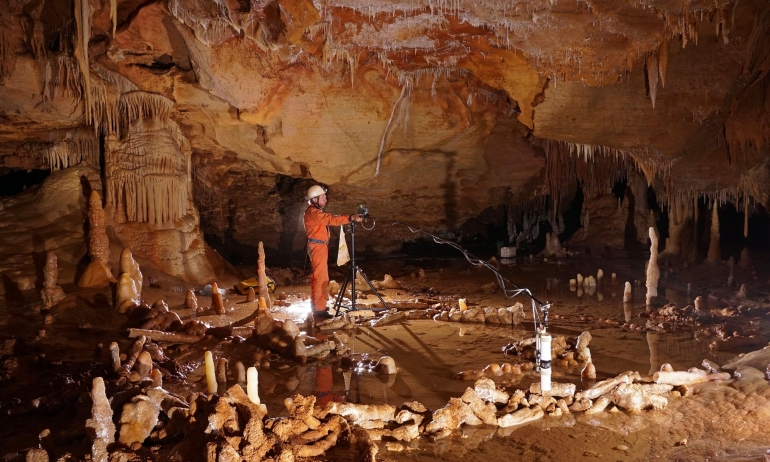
372,80 -> 411,179
706,204 -> 721,263
105,92 -> 188,225
0,30 -> 10,84
73,0 -> 93,128
119,91 -> 173,130
743,197 -> 749,238
110,0 -> 117,37
658,40 -> 668,88
646,52 -> 659,109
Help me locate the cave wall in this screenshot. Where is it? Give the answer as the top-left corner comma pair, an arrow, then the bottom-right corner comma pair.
0,0 -> 769,269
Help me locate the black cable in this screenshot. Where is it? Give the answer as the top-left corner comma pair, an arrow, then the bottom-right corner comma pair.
385,220 -> 551,332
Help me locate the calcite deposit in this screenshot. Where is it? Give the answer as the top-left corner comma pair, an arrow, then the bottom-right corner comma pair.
2,0 -> 770,460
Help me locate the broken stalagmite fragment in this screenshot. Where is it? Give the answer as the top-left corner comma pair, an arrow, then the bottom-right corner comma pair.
205,351 -> 217,394
211,282 -> 224,315
247,367 -> 260,405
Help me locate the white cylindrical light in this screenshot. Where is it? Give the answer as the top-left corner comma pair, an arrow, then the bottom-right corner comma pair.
539,332 -> 552,393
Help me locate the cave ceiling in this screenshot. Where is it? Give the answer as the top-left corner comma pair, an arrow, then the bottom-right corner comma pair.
1,0 -> 769,255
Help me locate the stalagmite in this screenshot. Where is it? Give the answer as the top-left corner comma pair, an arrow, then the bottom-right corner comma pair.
79,192 -> 114,288
212,282 -> 224,315
109,342 -> 120,372
576,332 -> 592,363
40,252 -> 65,309
743,198 -> 749,238
257,242 -> 273,309
707,204 -> 721,263
235,362 -> 246,384
246,287 -> 256,303
623,282 -> 632,302
185,290 -> 197,312
85,377 -> 115,462
247,367 -> 260,404
694,296 -> 704,312
597,269 -> 603,282
611,273 -> 617,284
581,362 -> 596,380
216,358 -> 228,384
135,351 -> 152,379
738,247 -> 750,268
646,227 -> 659,306
120,248 -> 144,295
116,274 -> 139,313
576,273 -> 584,287
150,369 -> 162,388
205,351 -> 217,394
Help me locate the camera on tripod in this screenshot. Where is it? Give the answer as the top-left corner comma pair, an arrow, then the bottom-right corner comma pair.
356,204 -> 369,218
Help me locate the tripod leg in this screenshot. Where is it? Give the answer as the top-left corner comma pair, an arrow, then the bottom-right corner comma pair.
333,270 -> 351,317
356,268 -> 390,311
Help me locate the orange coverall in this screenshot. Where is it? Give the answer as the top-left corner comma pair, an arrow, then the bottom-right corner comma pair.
304,206 -> 351,312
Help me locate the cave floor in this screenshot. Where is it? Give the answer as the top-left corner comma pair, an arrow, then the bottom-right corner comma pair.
1,254 -> 770,461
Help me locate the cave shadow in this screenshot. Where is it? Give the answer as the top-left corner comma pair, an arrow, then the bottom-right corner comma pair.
441,151 -> 458,230
31,234 -> 46,290
623,185 -> 643,251
1,273 -> 26,309
74,176 -> 92,285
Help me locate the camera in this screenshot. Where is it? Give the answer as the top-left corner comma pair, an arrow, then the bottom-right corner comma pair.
357,204 -> 369,218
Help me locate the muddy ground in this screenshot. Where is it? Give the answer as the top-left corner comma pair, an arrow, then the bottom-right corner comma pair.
1,250 -> 770,461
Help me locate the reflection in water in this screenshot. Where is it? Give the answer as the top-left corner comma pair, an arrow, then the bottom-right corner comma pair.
647,331 -> 660,375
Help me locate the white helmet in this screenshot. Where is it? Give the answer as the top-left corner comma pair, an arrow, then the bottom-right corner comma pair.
306,185 -> 326,201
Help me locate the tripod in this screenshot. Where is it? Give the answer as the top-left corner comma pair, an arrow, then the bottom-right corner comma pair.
332,220 -> 390,316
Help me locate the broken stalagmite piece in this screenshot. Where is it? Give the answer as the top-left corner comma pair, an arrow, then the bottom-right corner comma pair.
211,282 -> 225,315
247,367 -> 260,405
205,351 -> 217,394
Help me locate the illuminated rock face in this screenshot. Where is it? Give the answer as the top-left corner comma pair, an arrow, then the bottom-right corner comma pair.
0,0 -> 768,258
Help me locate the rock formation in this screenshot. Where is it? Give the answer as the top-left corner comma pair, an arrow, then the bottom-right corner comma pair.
40,252 -> 65,308
0,0 -> 766,257
78,191 -> 115,288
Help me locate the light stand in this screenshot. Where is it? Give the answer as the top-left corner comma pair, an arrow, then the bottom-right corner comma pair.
332,220 -> 390,316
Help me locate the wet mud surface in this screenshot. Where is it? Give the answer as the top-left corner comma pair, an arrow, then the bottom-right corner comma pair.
2,254 -> 770,461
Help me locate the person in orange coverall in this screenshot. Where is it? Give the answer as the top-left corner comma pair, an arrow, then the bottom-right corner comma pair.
304,185 -> 362,319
